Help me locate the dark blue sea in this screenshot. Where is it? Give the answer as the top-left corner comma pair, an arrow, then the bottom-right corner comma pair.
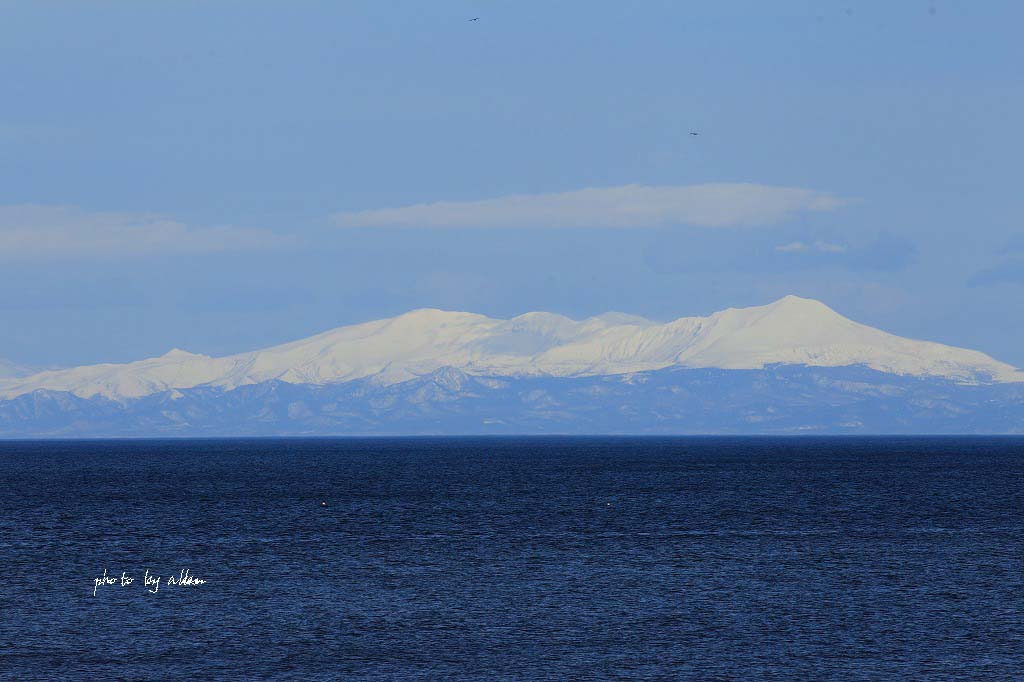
1,437 -> 1022,680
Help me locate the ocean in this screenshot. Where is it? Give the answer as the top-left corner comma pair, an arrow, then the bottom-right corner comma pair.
1,437 -> 1022,680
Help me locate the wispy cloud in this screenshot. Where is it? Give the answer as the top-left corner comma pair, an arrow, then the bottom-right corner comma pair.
969,260 -> 1024,287
775,240 -> 848,254
0,205 -> 290,261
771,233 -> 913,272
332,183 -> 849,230
1006,233 -> 1024,253
967,235 -> 1024,286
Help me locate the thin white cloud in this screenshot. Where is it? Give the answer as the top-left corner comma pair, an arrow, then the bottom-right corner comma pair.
332,183 -> 849,230
0,205 -> 290,261
775,240 -> 848,254
775,241 -> 810,253
815,241 -> 848,253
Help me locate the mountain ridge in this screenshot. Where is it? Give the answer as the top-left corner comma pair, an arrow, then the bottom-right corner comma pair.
2,295 -> 1021,402
3,365 -> 1023,437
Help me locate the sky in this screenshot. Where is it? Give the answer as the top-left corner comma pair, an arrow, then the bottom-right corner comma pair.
1,1 -> 1023,368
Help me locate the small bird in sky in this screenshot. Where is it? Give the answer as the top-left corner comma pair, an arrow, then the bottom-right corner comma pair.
689,131 -> 699,136
468,17 -> 480,22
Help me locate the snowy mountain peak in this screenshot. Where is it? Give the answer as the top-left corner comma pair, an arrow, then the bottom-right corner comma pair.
586,312 -> 655,327
774,293 -> 832,307
161,348 -> 205,359
718,294 -> 841,323
2,296 -> 1021,400
391,308 -> 490,325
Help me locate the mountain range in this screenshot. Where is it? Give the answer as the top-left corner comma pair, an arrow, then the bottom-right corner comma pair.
2,296 -> 1022,436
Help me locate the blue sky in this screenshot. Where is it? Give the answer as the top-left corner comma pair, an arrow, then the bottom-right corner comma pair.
1,1 -> 1023,367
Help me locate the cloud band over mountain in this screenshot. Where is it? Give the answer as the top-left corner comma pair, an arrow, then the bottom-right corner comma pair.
0,205 -> 290,261
332,183 -> 849,230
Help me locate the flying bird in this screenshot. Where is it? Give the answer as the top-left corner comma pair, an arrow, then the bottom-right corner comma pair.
689,131 -> 699,136
469,17 -> 480,22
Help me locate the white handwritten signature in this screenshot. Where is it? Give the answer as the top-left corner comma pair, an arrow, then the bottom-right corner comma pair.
93,569 -> 207,596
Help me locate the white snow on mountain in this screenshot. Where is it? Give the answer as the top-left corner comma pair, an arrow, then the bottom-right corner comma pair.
2,296 -> 1021,401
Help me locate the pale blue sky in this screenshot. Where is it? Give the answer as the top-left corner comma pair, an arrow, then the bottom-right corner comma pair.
1,1 -> 1023,367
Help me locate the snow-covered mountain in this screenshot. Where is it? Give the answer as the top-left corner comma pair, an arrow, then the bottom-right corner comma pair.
2,295 -> 1022,401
